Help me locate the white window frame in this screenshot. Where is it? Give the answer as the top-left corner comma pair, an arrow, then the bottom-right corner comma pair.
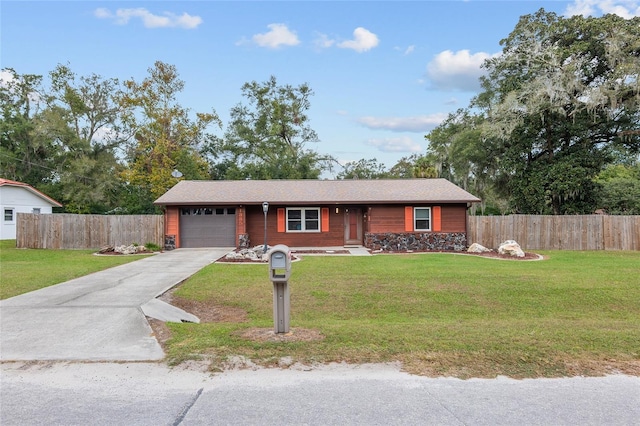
414,207 -> 431,231
4,208 -> 15,223
286,207 -> 321,233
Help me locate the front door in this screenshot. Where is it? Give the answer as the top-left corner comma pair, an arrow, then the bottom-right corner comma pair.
344,207 -> 363,246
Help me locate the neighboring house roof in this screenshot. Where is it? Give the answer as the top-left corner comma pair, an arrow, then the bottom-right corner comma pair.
0,178 -> 63,207
154,179 -> 481,206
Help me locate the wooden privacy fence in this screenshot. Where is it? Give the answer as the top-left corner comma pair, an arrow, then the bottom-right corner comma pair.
16,213 -> 164,249
468,215 -> 640,251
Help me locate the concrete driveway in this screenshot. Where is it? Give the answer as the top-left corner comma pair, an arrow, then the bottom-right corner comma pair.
0,248 -> 231,361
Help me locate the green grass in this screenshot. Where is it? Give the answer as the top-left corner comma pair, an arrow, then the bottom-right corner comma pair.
166,251 -> 640,378
0,240 -> 145,299
2,241 -> 638,378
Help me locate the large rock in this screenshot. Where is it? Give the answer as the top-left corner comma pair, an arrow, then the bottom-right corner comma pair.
115,244 -> 138,255
225,246 -> 268,261
498,240 -> 525,258
467,243 -> 491,253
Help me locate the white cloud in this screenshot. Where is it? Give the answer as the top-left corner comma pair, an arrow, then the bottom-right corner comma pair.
426,49 -> 496,91
313,32 -> 335,49
337,27 -> 379,52
366,136 -> 423,153
564,0 -> 640,18
394,45 -> 416,55
0,69 -> 15,86
252,24 -> 300,49
94,8 -> 203,29
0,70 -> 41,104
357,114 -> 447,132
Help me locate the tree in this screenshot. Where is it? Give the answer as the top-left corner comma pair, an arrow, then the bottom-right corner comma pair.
385,154 -> 437,179
425,109 -> 499,213
0,68 -> 57,186
336,158 -> 389,179
211,76 -> 335,179
119,61 -> 220,207
40,64 -> 126,213
475,10 -> 640,214
595,162 -> 640,214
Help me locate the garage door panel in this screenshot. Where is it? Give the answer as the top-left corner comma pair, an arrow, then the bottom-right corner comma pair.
180,207 -> 235,247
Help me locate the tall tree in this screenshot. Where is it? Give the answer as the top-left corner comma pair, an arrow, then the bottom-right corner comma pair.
386,154 -> 437,179
425,109 -> 499,213
336,158 -> 389,179
211,76 -> 335,179
40,64 -> 125,213
475,10 -> 640,214
0,68 -> 57,186
119,61 -> 220,207
594,162 -> 640,214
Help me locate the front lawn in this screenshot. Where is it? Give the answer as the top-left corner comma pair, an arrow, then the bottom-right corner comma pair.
0,240 -> 145,299
165,251 -> 640,378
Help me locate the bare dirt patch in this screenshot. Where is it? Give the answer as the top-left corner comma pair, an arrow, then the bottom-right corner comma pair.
158,288 -> 248,323
148,287 -> 249,349
149,287 -> 323,349
234,327 -> 325,343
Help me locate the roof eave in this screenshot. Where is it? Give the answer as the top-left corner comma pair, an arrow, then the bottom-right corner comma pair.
154,199 -> 481,206
1,182 -> 63,207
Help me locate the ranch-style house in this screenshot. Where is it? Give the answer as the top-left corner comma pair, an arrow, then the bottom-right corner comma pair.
154,179 -> 481,252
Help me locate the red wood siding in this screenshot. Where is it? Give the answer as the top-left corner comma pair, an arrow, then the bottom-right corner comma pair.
369,204 -> 468,233
242,203 -> 469,247
246,205 -> 344,247
440,204 -> 467,232
369,206 -> 407,233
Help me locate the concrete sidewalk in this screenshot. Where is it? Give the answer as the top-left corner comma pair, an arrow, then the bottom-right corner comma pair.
0,248 -> 231,362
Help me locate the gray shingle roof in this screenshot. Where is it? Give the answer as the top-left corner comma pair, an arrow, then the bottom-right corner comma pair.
154,179 -> 481,206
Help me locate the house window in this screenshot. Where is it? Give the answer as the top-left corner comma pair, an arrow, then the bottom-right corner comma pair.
4,208 -> 14,222
414,207 -> 431,231
286,208 -> 320,232
32,208 -> 41,214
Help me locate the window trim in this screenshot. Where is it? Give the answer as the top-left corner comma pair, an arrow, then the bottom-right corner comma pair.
413,207 -> 431,231
285,207 -> 321,233
4,208 -> 15,223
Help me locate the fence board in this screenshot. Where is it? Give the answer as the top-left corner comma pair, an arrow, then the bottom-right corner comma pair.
16,214 -> 164,249
468,215 -> 639,251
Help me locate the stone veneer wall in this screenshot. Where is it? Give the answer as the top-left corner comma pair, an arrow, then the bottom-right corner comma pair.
164,234 -> 176,251
238,233 -> 250,249
365,232 -> 468,252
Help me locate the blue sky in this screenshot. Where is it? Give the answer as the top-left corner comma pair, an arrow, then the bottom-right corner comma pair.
2,1 -> 639,177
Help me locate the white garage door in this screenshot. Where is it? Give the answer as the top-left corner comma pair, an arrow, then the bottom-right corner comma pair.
180,207 -> 236,247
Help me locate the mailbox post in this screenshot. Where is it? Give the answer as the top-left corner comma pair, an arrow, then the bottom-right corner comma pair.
268,244 -> 291,334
